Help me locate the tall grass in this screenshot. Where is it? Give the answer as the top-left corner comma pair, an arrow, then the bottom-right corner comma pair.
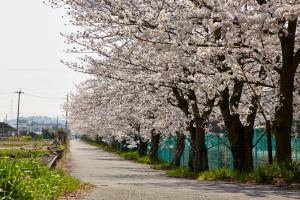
0,158 -> 80,200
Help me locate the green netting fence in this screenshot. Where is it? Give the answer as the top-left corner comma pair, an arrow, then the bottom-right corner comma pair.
156,128 -> 300,170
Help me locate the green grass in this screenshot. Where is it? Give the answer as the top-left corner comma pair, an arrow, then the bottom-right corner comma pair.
198,162 -> 300,184
0,136 -> 46,142
198,168 -> 231,181
166,167 -> 199,178
249,162 -> 300,183
151,163 -> 173,170
120,151 -> 152,164
0,158 -> 80,200
0,149 -> 49,159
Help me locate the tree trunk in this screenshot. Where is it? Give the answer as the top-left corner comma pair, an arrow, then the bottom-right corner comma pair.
192,124 -> 208,171
227,118 -> 254,172
138,138 -> 148,156
273,19 -> 299,163
150,131 -> 161,161
111,137 -> 118,149
266,120 -> 273,165
96,135 -> 103,144
171,132 -> 186,167
187,90 -> 209,172
187,121 -> 208,171
121,139 -> 129,152
188,122 -> 196,170
219,86 -> 257,172
273,72 -> 294,163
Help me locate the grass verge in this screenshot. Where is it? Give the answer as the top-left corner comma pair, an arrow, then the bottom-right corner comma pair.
0,158 -> 80,200
0,137 -> 84,200
166,167 -> 199,178
198,162 -> 300,184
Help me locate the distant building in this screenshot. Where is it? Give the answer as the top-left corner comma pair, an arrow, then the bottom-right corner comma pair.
0,122 -> 16,137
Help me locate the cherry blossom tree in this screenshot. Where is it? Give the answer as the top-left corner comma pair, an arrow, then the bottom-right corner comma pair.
50,0 -> 300,172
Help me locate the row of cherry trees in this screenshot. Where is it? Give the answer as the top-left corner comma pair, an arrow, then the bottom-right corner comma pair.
51,0 -> 300,172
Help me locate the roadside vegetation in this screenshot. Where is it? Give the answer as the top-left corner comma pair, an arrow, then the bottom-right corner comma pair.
0,158 -> 80,199
86,140 -> 300,185
0,131 -> 82,200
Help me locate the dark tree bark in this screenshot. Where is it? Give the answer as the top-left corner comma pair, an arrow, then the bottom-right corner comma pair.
266,120 -> 273,165
219,83 -> 258,172
96,135 -> 103,144
255,0 -> 300,164
187,90 -> 214,172
188,122 -> 197,170
111,137 -> 118,149
138,138 -> 148,156
150,131 -> 161,161
190,124 -> 208,172
170,87 -> 214,172
121,139 -> 129,152
171,132 -> 186,167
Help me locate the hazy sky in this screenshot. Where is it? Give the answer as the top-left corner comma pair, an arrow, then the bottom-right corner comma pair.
0,0 -> 88,121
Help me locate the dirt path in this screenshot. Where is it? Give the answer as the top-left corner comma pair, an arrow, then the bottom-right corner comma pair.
69,140 -> 300,200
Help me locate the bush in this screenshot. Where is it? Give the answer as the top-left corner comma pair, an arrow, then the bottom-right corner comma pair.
151,163 -> 173,170
120,151 -> 152,164
166,167 -> 199,178
0,158 -> 80,200
121,151 -> 140,161
137,155 -> 151,164
250,162 -> 300,183
198,168 -> 231,181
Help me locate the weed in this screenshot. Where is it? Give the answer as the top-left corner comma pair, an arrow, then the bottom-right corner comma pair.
198,168 -> 231,181
151,163 -> 173,170
166,167 -> 199,178
0,158 -> 80,200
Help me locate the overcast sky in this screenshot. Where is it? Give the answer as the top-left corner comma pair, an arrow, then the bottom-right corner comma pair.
0,0 -> 88,122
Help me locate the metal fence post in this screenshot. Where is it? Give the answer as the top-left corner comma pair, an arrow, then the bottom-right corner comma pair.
217,138 -> 220,168
295,137 -> 298,160
254,130 -> 258,168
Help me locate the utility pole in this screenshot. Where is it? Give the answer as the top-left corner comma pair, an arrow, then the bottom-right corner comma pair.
56,115 -> 59,130
65,94 -> 69,131
14,89 -> 23,136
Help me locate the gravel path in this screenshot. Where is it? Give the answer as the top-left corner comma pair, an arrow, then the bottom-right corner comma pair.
69,140 -> 300,200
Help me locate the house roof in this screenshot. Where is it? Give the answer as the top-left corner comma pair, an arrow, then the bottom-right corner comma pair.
0,122 -> 16,131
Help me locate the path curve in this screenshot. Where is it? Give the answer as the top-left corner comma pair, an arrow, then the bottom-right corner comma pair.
69,140 -> 300,200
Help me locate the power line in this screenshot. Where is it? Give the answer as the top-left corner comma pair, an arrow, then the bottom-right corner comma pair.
0,68 -> 66,71
0,92 -> 14,95
23,93 -> 66,100
65,94 -> 69,130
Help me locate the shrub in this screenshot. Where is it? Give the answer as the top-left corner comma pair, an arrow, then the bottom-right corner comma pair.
0,158 -> 80,200
120,151 -> 152,164
121,151 -> 140,161
151,163 -> 173,170
137,156 -> 151,164
166,167 -> 199,178
198,168 -> 231,181
250,162 -> 300,183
